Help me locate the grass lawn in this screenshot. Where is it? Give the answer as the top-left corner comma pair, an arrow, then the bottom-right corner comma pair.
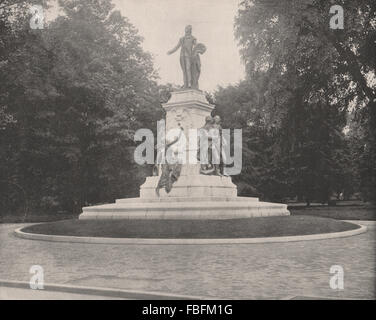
290,205 -> 376,221
3,202 -> 374,224
0,214 -> 78,224
21,215 -> 359,239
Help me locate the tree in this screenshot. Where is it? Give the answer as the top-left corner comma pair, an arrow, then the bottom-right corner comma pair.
0,0 -> 162,217
214,80 -> 291,202
234,0 -> 375,202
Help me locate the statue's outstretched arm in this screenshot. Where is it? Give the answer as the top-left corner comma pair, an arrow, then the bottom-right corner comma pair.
167,39 -> 182,55
166,126 -> 184,147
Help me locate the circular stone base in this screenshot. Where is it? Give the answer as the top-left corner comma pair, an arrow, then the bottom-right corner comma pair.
15,216 -> 366,245
79,197 -> 289,220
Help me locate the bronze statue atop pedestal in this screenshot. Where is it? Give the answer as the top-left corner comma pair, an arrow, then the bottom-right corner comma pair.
167,25 -> 206,89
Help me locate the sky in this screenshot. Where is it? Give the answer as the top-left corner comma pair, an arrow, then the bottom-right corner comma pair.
46,0 -> 245,92
111,0 -> 245,92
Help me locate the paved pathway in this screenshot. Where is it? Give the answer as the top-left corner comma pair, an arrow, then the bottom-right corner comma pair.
0,223 -> 375,299
0,287 -> 124,300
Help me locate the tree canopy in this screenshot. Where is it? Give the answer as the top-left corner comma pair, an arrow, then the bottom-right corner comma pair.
214,0 -> 375,203
0,0 -> 163,217
1,0 -> 374,220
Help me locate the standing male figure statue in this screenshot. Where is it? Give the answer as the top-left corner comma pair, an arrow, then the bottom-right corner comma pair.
212,115 -> 226,176
167,25 -> 206,89
198,115 -> 226,176
198,116 -> 215,175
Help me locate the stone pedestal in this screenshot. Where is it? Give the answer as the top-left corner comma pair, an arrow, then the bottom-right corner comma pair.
140,89 -> 238,200
79,89 -> 290,220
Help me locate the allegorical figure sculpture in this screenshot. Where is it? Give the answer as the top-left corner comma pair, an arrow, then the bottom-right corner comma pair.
167,25 -> 206,89
155,125 -> 184,196
198,116 -> 214,175
198,115 -> 226,176
212,115 -> 226,176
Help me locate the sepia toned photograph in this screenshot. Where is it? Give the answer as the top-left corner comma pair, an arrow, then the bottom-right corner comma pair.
0,0 -> 375,307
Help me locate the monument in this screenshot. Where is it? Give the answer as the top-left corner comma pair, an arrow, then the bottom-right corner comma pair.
79,26 -> 289,220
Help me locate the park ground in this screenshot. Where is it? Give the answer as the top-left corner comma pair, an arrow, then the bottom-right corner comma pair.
0,201 -> 375,299
0,221 -> 375,299
289,200 -> 376,221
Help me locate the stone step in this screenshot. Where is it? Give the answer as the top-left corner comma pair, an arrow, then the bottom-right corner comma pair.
115,196 -> 259,203
83,200 -> 284,211
80,199 -> 289,220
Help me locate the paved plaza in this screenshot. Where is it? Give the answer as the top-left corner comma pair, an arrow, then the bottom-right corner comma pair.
0,223 -> 375,299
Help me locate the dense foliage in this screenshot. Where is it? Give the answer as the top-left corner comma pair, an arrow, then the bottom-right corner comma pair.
0,0 -> 162,217
214,0 -> 375,203
1,0 -> 374,220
